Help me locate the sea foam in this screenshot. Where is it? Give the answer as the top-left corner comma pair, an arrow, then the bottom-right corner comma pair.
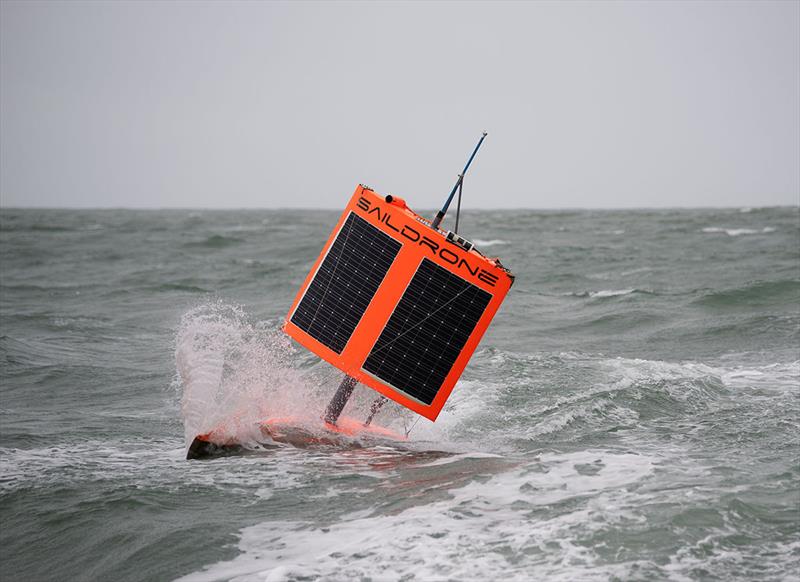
178,450 -> 657,582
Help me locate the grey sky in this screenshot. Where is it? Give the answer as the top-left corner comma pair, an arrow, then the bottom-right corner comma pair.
1,1 -> 798,209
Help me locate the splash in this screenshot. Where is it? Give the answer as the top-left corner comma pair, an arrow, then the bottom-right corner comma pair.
175,301 -> 310,451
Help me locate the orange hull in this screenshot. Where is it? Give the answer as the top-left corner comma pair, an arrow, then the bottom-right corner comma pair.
261,416 -> 406,442
187,415 -> 406,459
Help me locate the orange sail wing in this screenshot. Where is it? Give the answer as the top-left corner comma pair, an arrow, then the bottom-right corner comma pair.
283,185 -> 513,421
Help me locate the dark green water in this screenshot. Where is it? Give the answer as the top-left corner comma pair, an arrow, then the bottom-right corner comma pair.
1,206 -> 798,581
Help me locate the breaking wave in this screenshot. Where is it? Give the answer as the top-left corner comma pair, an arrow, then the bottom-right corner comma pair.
692,279 -> 800,309
183,234 -> 244,248
701,226 -> 776,236
569,288 -> 654,299
178,450 -> 658,582
473,239 -> 508,247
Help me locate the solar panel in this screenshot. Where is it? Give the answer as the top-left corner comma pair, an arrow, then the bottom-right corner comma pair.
290,212 -> 401,354
362,258 -> 492,405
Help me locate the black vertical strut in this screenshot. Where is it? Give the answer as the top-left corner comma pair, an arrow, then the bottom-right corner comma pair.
364,396 -> 388,426
323,375 -> 358,424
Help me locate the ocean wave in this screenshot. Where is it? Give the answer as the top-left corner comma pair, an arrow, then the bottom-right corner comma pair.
476,351 -> 797,442
599,357 -> 727,401
406,378 -> 509,447
590,289 -> 638,298
692,279 -> 800,308
701,226 -> 776,236
0,440 -> 179,492
473,239 -> 508,247
717,360 -> 799,393
29,224 -> 75,232
430,350 -> 741,444
522,397 -> 641,438
3,207 -> 799,582
570,288 -> 654,299
0,223 -> 76,232
516,356 -> 730,439
152,282 -> 209,293
178,450 -> 657,582
0,437 -> 313,494
221,224 -> 264,233
665,537 -> 800,582
183,234 -> 244,248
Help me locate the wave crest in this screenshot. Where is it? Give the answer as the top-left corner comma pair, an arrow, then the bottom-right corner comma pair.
701,226 -> 776,236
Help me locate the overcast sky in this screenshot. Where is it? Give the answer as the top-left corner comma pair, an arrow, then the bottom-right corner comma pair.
1,1 -> 798,209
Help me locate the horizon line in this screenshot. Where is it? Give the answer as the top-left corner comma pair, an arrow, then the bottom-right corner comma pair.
0,204 -> 798,212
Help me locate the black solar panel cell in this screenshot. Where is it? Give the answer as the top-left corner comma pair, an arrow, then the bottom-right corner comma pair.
290,213 -> 401,354
363,258 -> 492,405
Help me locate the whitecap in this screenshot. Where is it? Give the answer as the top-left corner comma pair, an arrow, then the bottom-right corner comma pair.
701,227 -> 776,236
563,289 -> 643,298
597,356 -> 800,399
589,289 -> 637,298
412,451 -> 505,468
586,272 -> 612,280
718,361 -> 799,393
473,239 -> 508,247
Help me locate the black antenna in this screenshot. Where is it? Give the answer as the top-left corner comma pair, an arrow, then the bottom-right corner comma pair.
431,132 -> 487,231
454,174 -> 464,234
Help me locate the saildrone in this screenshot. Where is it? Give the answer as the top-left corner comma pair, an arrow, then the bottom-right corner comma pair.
188,133 -> 513,459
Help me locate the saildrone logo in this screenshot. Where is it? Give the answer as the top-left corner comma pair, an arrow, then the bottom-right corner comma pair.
356,195 -> 499,286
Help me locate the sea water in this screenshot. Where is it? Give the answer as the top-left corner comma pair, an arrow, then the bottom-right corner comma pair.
1,206 -> 798,581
